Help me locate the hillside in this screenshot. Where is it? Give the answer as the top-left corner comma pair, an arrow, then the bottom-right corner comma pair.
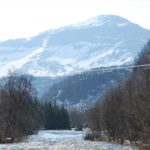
45,68 -> 131,110
0,15 -> 149,77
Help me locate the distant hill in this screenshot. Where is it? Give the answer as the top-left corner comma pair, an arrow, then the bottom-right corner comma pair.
45,68 -> 131,110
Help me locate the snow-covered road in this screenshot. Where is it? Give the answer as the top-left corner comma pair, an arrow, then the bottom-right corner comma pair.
0,130 -> 139,150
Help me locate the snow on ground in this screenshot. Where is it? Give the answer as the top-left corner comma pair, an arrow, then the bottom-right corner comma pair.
0,130 -> 139,150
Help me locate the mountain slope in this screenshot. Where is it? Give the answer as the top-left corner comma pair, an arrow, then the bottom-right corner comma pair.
0,15 -> 150,77
45,68 -> 131,110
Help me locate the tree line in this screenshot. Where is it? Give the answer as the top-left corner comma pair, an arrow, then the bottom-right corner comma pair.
87,40 -> 150,149
43,101 -> 70,130
0,72 -> 70,143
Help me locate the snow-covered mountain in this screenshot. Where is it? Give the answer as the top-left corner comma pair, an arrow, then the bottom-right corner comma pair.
0,15 -> 150,77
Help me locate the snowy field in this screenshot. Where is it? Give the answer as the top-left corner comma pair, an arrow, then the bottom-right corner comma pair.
0,130 -> 139,150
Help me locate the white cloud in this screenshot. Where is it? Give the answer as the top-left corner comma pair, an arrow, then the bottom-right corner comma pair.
0,0 -> 149,41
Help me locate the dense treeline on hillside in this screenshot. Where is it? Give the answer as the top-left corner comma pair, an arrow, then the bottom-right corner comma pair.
43,101 -> 70,130
0,72 -> 70,143
47,66 -> 130,110
87,40 -> 150,149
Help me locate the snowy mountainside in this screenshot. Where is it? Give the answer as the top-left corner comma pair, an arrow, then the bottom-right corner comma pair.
0,15 -> 150,77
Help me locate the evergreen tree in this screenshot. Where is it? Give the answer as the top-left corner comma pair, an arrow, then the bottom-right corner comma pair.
43,102 -> 70,130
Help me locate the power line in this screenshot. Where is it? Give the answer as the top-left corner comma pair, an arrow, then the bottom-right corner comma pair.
52,63 -> 150,78
87,63 -> 150,73
67,63 -> 150,77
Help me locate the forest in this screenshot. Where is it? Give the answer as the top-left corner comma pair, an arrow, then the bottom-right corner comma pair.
86,40 -> 150,149
0,73 -> 70,143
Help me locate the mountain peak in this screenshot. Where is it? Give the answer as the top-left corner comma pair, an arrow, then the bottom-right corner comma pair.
73,15 -> 130,28
0,15 -> 150,77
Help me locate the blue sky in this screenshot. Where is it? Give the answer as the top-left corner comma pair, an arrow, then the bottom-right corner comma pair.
0,0 -> 149,41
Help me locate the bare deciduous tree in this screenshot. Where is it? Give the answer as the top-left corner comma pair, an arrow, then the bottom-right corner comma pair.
0,72 -> 41,142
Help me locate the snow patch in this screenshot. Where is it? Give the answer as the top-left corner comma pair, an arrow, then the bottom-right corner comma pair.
117,23 -> 128,27
0,130 -> 139,150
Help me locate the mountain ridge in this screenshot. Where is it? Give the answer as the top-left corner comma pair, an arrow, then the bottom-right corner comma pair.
0,14 -> 150,78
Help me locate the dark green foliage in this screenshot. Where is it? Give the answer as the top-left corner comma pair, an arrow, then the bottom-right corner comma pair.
43,102 -> 70,130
